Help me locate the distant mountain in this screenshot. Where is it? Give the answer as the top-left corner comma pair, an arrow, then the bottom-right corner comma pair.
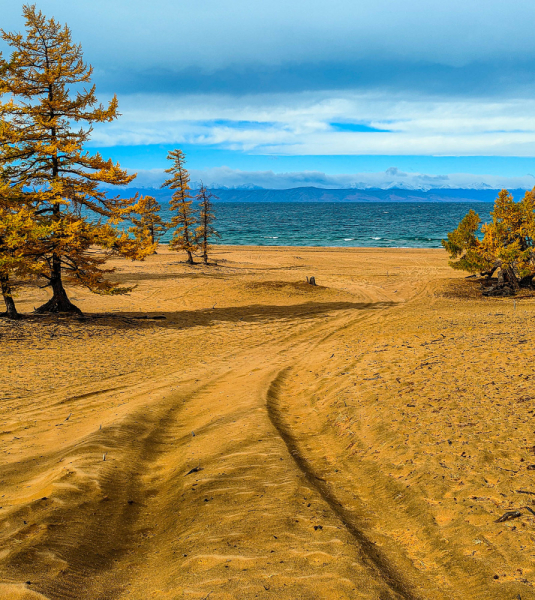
120,186 -> 523,203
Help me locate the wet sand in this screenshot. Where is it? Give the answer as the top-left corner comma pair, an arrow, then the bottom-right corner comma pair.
1,246 -> 534,600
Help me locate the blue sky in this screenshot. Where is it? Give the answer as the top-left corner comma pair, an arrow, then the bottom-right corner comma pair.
3,0 -> 535,189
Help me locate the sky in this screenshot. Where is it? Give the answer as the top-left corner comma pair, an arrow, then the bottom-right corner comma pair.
2,0 -> 535,189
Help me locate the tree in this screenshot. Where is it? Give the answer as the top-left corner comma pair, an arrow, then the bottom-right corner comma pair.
195,184 -> 220,265
128,195 -> 167,253
0,182 -> 38,318
162,149 -> 197,264
0,5 -> 150,314
441,209 -> 490,274
442,188 -> 535,292
0,176 -> 57,319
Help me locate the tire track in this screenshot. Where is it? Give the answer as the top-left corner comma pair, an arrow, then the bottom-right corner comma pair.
266,367 -> 424,600
1,396 -> 187,600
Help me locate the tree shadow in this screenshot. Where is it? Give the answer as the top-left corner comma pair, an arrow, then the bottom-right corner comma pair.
85,300 -> 396,331
111,265 -> 309,283
111,271 -> 232,282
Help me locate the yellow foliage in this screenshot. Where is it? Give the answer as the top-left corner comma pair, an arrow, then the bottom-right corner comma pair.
0,5 -> 151,313
443,188 -> 535,290
0,180 -> 51,316
128,196 -> 167,252
195,184 -> 220,265
162,149 -> 197,264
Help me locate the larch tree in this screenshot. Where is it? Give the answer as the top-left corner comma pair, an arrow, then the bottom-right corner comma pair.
0,181 -> 46,318
441,209 -> 490,274
195,184 -> 219,265
128,195 -> 168,253
0,5 -> 151,315
162,149 -> 197,264
443,188 -> 535,293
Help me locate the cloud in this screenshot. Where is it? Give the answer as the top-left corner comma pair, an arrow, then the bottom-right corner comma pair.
88,59 -> 535,98
89,91 -> 535,157
4,1 -> 535,68
3,1 -> 535,171
125,166 -> 535,192
385,167 -> 406,177
3,1 -> 535,98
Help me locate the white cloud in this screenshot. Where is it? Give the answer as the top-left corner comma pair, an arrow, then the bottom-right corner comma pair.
91,91 -> 535,157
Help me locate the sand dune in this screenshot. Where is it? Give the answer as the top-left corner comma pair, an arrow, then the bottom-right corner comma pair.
1,246 -> 534,599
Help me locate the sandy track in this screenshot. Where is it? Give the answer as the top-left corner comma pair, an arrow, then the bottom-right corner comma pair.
2,247 -> 535,599
267,370 -> 421,600
104,301 -> 421,600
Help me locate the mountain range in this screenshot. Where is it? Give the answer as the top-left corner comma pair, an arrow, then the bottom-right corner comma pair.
120,186 -> 527,203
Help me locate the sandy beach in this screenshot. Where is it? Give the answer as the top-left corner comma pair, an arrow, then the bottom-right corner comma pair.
1,246 -> 535,600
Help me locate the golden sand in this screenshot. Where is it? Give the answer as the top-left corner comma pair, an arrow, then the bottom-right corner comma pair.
1,246 -> 535,600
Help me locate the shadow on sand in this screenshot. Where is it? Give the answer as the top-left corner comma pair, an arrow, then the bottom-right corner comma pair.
85,300 -> 397,331
1,301 -> 397,343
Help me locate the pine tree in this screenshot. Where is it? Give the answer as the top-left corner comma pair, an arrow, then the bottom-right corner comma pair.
129,195 -> 168,253
0,5 -> 150,314
162,149 -> 197,264
195,184 -> 220,265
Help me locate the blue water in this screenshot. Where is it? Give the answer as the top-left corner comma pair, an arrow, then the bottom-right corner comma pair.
158,202 -> 494,248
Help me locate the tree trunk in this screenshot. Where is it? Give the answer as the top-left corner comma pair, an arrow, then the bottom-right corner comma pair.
36,256 -> 82,314
36,149 -> 81,314
504,266 -> 520,290
186,250 -> 194,265
150,227 -> 157,254
36,94 -> 81,314
1,276 -> 20,320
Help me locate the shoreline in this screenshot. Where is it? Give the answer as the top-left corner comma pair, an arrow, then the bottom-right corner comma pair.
169,243 -> 448,251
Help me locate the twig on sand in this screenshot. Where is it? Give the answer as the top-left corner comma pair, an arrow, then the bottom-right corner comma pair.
186,466 -> 203,476
495,510 -> 522,523
496,466 -> 519,473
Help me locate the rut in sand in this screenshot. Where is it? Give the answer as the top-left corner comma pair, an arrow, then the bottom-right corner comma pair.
266,367 -> 422,600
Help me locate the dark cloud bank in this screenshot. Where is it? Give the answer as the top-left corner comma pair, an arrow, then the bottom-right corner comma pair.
96,58 -> 535,98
